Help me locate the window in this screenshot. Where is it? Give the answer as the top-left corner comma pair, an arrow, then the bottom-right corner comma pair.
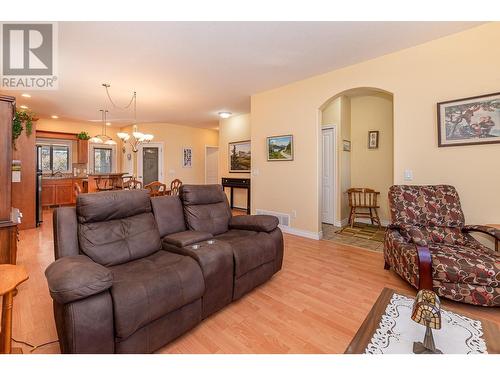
94,147 -> 112,173
37,139 -> 72,173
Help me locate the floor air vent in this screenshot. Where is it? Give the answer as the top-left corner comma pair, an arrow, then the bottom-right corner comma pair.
255,209 -> 290,227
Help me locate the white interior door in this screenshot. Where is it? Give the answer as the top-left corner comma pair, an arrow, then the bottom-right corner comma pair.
322,127 -> 336,224
205,146 -> 219,184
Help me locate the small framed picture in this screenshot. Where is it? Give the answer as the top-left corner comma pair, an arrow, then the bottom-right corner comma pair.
342,140 -> 351,152
229,140 -> 251,172
267,134 -> 293,161
437,92 -> 500,147
183,147 -> 192,168
368,131 -> 379,149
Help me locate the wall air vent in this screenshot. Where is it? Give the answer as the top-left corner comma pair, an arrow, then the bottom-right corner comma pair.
255,209 -> 290,227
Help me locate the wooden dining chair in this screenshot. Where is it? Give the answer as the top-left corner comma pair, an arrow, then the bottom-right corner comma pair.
123,178 -> 143,190
94,177 -> 114,192
0,264 -> 29,354
169,179 -> 182,196
73,182 -> 82,200
347,188 -> 381,228
145,181 -> 167,197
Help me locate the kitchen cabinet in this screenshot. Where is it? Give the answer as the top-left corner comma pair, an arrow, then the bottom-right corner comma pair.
77,139 -> 89,164
42,178 -> 75,207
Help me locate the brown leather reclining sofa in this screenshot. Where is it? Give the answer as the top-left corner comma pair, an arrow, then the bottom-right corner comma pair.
45,185 -> 283,353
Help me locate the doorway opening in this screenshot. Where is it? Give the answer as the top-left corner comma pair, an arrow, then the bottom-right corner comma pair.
205,146 -> 219,184
319,87 -> 394,251
138,142 -> 164,185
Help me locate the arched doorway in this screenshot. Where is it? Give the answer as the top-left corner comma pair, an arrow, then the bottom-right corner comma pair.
318,87 -> 394,236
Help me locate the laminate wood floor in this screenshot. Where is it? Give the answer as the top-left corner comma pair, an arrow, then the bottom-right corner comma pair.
10,209 -> 500,354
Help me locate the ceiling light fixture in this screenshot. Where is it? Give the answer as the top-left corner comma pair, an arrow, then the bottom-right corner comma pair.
19,105 -> 29,109
21,94 -> 31,98
89,109 -> 117,145
51,115 -> 59,119
106,122 -> 111,126
101,83 -> 154,153
218,111 -> 232,119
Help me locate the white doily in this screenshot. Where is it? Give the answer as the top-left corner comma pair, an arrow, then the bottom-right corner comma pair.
365,293 -> 487,354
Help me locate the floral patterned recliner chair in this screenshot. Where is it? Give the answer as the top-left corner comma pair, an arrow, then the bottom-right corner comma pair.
384,185 -> 500,307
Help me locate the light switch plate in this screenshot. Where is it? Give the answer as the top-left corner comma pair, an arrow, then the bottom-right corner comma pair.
404,169 -> 413,181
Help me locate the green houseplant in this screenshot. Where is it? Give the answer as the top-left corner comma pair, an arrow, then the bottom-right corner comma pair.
12,109 -> 35,149
77,131 -> 91,140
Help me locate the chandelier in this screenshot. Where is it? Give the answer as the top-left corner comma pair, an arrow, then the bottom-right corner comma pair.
89,109 -> 117,145
100,83 -> 154,153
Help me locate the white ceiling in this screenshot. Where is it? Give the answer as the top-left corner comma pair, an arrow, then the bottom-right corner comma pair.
4,22 -> 483,128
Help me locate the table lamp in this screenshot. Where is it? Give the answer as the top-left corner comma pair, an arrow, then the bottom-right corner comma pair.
411,289 -> 443,354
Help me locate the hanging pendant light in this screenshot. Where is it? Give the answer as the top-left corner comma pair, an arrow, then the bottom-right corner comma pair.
89,109 -> 116,145
102,83 -> 154,153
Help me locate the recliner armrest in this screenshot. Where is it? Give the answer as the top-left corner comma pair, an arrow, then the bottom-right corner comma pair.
162,230 -> 213,248
463,225 -> 500,241
229,215 -> 279,233
45,255 -> 113,304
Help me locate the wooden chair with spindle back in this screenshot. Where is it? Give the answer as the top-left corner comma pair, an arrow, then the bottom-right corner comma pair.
169,179 -> 182,196
145,181 -> 167,197
73,182 -> 82,200
122,178 -> 143,190
94,177 -> 114,192
347,188 -> 381,228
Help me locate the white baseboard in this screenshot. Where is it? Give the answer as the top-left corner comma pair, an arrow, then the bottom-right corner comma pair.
279,225 -> 322,240
333,218 -> 349,227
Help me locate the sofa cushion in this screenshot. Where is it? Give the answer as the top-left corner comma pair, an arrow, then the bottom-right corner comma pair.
162,230 -> 213,248
229,215 -> 279,233
79,212 -> 161,266
399,225 -> 467,247
180,184 -> 227,205
388,185 -> 465,227
77,190 -> 152,224
430,243 -> 499,287
110,251 -> 204,339
45,255 -> 112,304
180,184 -> 232,235
214,229 -> 257,243
151,195 -> 186,237
230,232 -> 276,277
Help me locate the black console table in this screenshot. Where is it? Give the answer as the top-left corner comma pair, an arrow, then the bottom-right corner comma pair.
222,177 -> 250,214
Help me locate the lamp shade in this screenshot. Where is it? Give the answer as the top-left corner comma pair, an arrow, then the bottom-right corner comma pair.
411,290 -> 441,330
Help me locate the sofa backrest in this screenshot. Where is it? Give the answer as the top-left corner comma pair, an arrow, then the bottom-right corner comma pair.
388,185 -> 465,228
76,189 -> 161,266
180,184 -> 232,235
150,195 -> 187,237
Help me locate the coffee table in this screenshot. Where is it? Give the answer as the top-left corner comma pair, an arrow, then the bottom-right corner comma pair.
345,288 -> 500,354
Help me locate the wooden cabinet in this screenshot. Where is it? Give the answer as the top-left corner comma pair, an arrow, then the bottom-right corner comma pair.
42,178 -> 75,207
77,139 -> 89,164
0,222 -> 18,265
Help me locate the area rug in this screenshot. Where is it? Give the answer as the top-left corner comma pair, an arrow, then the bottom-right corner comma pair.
339,223 -> 386,242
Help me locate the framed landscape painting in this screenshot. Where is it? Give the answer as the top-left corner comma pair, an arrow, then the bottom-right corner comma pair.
437,92 -> 500,147
267,135 -> 293,161
229,140 -> 251,172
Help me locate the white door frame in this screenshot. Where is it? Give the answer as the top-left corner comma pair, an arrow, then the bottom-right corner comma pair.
321,125 -> 338,226
137,142 -> 165,183
204,145 -> 219,184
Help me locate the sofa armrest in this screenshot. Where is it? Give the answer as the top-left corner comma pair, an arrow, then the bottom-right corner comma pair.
162,230 -> 213,248
229,215 -> 279,233
45,255 -> 113,304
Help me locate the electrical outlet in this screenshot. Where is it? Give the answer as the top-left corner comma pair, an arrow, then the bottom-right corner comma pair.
292,210 -> 297,218
404,169 -> 413,181
252,168 -> 259,176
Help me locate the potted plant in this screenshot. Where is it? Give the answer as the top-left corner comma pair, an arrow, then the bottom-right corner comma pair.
12,109 -> 35,149
77,131 -> 91,140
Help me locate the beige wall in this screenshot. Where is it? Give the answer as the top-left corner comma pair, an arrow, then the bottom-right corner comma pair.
218,114 -> 251,209
251,23 -> 500,235
36,118 -> 122,172
120,123 -> 218,186
350,93 -> 393,222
